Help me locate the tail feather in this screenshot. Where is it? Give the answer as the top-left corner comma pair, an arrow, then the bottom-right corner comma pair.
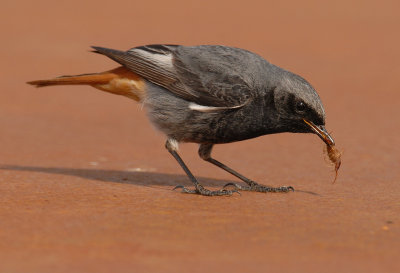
27,71 -> 118,88
27,66 -> 146,102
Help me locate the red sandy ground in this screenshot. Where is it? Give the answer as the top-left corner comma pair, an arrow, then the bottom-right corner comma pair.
1,0 -> 399,272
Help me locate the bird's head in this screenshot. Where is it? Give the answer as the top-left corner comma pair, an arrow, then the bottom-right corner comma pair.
271,71 -> 334,145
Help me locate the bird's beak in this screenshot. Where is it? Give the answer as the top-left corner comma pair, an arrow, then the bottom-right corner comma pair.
303,119 -> 335,146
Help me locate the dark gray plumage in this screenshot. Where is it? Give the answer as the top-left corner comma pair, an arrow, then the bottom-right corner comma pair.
92,45 -> 326,142
31,44 -> 335,196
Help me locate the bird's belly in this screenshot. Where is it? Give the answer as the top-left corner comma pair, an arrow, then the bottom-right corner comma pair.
143,83 -> 265,143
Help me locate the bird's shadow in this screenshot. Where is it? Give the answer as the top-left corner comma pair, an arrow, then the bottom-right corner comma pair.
0,164 -> 230,188
0,164 -> 320,195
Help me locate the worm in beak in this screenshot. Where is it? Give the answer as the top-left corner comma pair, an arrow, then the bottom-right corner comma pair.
303,119 -> 342,183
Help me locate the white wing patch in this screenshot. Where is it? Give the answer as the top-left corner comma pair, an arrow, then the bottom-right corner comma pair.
188,101 -> 248,112
133,49 -> 174,70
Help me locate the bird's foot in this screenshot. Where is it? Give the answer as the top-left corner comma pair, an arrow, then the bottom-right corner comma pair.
223,181 -> 294,193
173,184 -> 240,196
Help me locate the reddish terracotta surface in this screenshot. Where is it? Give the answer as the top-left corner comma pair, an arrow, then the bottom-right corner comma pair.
1,0 -> 399,272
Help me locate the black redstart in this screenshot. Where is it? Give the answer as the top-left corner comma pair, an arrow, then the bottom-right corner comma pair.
28,44 -> 338,196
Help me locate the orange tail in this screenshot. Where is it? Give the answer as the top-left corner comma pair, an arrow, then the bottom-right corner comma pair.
27,67 -> 145,102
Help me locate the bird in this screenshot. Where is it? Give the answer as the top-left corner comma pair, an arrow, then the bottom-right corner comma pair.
27,44 -> 336,196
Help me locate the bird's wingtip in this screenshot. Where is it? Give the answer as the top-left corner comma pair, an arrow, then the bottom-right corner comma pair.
90,46 -> 103,54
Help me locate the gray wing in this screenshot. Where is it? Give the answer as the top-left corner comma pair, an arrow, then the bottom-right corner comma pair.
92,44 -> 262,107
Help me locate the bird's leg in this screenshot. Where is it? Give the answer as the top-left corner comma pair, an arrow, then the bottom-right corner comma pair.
198,144 -> 294,193
165,139 -> 238,196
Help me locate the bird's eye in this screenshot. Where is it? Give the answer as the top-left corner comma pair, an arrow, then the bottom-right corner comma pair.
295,101 -> 307,113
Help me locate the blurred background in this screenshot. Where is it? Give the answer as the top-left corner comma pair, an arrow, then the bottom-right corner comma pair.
1,0 -> 399,272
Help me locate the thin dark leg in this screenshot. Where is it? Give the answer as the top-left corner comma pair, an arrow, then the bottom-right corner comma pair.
165,139 -> 238,196
198,144 -> 294,193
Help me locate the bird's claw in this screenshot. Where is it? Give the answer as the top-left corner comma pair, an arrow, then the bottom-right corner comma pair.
223,182 -> 244,190
173,185 -> 185,191
223,182 -> 294,193
172,185 -> 240,196
284,186 -> 295,192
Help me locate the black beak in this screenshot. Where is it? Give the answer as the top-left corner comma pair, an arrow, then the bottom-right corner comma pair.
303,119 -> 335,146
